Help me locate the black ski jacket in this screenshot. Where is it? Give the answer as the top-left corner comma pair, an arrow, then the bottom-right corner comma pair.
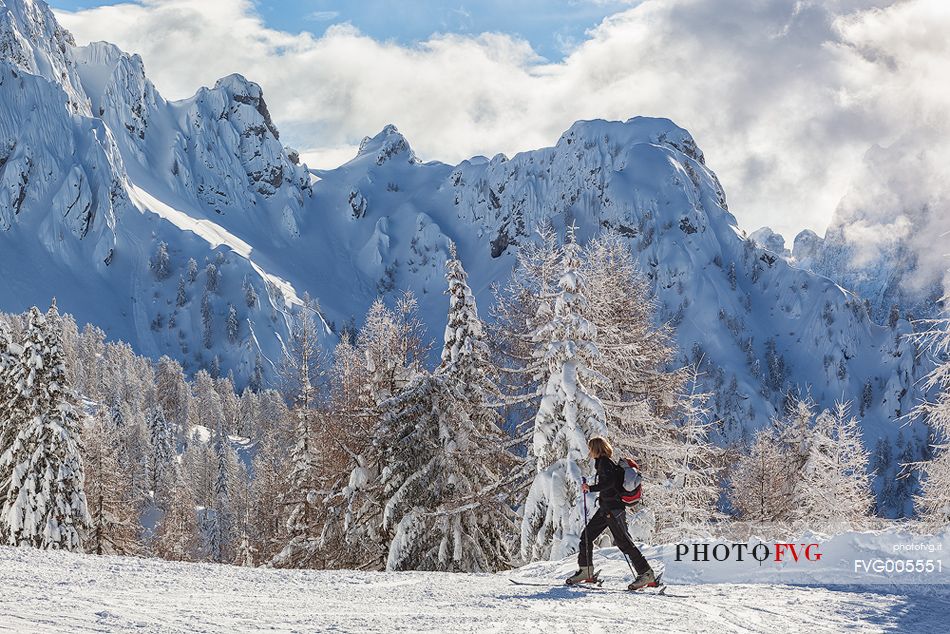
588,456 -> 625,510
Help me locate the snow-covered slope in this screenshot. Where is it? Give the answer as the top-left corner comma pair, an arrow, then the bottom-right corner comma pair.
0,0 -> 926,446
1,544 -> 946,633
0,0 -> 322,380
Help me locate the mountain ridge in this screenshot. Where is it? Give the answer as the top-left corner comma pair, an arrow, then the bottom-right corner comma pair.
0,0 -> 927,462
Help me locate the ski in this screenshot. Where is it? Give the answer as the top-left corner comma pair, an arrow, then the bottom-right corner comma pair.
509,569 -> 602,589
509,578 -> 675,596
508,579 -> 573,588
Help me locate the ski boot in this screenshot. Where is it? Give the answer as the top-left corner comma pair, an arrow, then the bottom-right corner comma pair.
565,566 -> 598,585
628,568 -> 660,591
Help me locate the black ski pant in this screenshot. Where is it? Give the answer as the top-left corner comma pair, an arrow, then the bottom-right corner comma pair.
577,507 -> 649,574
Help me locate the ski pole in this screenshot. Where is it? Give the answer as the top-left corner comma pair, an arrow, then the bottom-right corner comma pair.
582,477 -> 590,566
612,509 -> 637,578
582,477 -> 589,524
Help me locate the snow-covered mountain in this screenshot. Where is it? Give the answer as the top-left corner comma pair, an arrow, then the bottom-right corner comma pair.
0,0 -> 925,445
0,0 -> 320,383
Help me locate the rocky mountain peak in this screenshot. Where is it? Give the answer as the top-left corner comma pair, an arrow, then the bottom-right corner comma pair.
213,73 -> 279,141
0,0 -> 87,112
750,227 -> 790,257
792,229 -> 822,264
357,124 -> 418,166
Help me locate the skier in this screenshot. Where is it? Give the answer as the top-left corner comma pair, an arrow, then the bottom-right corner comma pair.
565,437 -> 658,590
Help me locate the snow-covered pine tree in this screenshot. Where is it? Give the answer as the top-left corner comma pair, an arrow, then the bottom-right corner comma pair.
237,388 -> 260,439
187,258 -> 199,284
521,226 -> 609,561
146,406 -> 175,506
248,430 -> 289,562
201,291 -> 214,349
176,275 -> 187,307
379,372 -> 454,569
307,339 -> 384,570
794,402 -> 872,530
490,223 -> 561,444
774,394 -> 816,475
269,294 -> 325,567
383,248 -> 516,572
155,465 -> 200,561
439,248 -> 518,489
582,232 -> 682,417
861,380 -> 874,417
214,374 -> 241,435
207,420 -> 239,563
0,315 -> 11,371
0,306 -> 90,550
894,438 -> 918,517
152,241 -> 171,281
57,312 -> 80,389
205,263 -> 220,293
651,373 -> 722,540
0,317 -> 22,536
310,294 -> 430,570
243,279 -> 258,309
0,316 -> 18,426
271,300 -> 324,568
729,428 -> 795,525
873,437 -> 892,476
120,408 -> 151,505
183,431 -> 215,512
193,370 -> 224,440
872,436 -> 898,516
360,293 -> 428,402
270,405 -> 321,567
156,356 -> 190,437
250,353 -> 265,393
226,304 -> 240,344
75,323 -> 106,401
911,314 -> 950,528
235,530 -> 255,567
82,408 -> 140,555
279,293 -> 322,410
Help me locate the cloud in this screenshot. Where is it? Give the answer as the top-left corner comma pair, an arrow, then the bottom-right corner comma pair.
55,0 -> 949,246
827,0 -> 950,289
306,11 -> 340,22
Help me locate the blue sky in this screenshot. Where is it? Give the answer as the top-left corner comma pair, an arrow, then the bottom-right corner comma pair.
49,0 -> 637,61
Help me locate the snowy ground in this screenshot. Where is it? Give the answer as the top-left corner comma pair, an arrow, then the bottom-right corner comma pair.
1,546 -> 948,633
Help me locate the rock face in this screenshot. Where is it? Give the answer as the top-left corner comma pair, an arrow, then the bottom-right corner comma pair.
792,229 -> 822,266
0,0 -> 927,452
750,227 -> 789,258
0,0 -> 87,111
0,54 -> 126,260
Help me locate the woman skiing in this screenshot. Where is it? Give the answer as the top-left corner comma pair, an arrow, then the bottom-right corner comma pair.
565,437 -> 658,590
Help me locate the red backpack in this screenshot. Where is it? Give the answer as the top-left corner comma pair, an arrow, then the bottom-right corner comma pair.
618,458 -> 643,507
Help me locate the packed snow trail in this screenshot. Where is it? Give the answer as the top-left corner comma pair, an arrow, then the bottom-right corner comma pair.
0,547 -> 947,633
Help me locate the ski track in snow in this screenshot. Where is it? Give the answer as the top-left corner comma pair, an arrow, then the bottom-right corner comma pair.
0,547 -> 947,633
